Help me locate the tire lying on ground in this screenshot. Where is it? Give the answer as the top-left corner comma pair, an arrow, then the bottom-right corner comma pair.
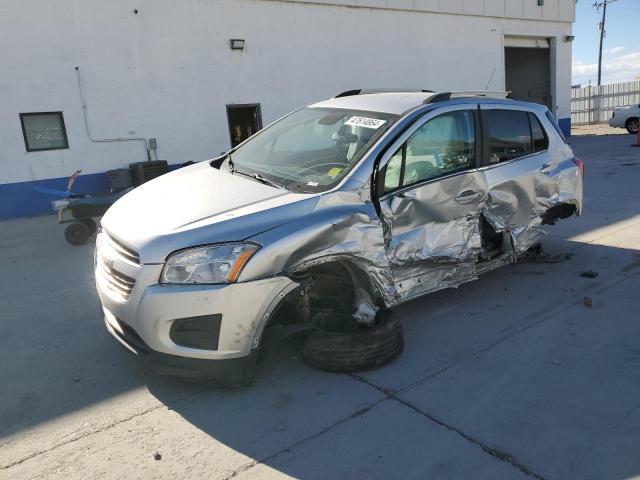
301,309 -> 404,372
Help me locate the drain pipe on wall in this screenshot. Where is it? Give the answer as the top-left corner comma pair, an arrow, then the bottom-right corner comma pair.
75,66 -> 151,161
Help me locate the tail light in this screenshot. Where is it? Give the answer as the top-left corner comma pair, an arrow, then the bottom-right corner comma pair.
572,157 -> 584,178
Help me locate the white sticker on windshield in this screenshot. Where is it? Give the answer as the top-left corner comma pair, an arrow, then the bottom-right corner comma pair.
344,116 -> 386,130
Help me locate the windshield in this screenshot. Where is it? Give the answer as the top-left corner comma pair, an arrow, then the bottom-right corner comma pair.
228,107 -> 398,193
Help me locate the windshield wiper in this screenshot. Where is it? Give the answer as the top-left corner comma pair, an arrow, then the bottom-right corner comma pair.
233,169 -> 286,190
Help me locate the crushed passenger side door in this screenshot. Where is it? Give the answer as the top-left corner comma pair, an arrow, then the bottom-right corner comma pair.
377,106 -> 488,302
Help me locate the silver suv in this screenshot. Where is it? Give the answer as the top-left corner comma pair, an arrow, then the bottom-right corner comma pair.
95,90 -> 583,385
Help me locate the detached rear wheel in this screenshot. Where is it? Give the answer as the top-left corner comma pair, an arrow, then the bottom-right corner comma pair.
626,118 -> 639,134
301,309 -> 404,372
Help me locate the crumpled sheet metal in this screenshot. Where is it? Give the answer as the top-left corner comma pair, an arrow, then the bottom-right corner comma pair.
250,189 -> 399,306
379,171 -> 486,299
248,155 -> 581,307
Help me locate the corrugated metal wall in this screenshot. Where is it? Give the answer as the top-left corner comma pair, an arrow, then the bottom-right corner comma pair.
571,81 -> 640,124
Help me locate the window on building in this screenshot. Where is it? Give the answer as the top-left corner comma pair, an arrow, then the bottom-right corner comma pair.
529,113 -> 548,152
384,110 -> 476,192
485,110 -> 532,163
19,112 -> 69,152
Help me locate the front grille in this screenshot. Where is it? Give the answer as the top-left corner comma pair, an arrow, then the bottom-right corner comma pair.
96,231 -> 140,301
98,260 -> 136,299
103,231 -> 140,265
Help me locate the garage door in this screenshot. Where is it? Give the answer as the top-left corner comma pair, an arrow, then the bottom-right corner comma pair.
504,37 -> 551,108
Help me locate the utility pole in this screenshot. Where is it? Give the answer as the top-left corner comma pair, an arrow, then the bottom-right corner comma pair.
594,0 -> 617,86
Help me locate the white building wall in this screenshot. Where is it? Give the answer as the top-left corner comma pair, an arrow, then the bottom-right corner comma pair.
0,0 -> 574,216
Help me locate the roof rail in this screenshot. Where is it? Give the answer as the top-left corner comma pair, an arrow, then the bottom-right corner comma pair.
334,88 -> 434,98
425,91 -> 511,104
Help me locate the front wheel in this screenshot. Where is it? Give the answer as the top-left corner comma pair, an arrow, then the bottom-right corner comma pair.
626,118 -> 639,134
301,309 -> 404,372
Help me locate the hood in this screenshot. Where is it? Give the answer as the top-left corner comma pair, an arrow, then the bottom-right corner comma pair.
101,161 -> 318,263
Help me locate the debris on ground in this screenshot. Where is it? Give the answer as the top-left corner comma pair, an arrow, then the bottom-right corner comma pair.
583,297 -> 593,308
153,451 -> 162,461
581,270 -> 599,278
521,245 -> 575,264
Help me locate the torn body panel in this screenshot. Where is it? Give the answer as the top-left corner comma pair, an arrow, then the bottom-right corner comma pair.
244,187 -> 399,306
379,171 -> 487,299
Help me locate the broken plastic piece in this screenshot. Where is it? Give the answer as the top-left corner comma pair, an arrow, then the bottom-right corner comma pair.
353,287 -> 379,326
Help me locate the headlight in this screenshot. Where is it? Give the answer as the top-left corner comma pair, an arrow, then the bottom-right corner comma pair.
161,243 -> 259,284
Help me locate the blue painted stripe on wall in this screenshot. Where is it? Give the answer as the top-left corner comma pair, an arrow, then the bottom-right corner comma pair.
1,172 -> 110,221
558,117 -> 571,137
1,163 -> 184,221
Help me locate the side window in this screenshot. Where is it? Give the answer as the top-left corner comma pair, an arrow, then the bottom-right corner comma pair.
383,148 -> 403,192
485,110 -> 532,163
383,110 -> 476,192
529,113 -> 548,152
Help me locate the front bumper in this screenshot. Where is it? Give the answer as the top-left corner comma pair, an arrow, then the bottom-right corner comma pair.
97,260 -> 299,362
103,312 -> 260,385
609,116 -> 624,128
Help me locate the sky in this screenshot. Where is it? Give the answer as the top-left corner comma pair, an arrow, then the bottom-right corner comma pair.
572,0 -> 640,86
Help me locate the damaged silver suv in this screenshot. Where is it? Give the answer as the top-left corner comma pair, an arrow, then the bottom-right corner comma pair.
96,90 -> 583,385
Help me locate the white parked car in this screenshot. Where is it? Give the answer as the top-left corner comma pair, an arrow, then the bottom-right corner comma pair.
608,104 -> 640,134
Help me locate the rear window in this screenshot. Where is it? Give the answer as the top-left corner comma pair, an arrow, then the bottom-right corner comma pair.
485,110 -> 532,163
529,113 -> 548,152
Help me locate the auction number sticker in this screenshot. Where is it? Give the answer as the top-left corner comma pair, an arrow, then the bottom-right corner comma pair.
344,116 -> 387,129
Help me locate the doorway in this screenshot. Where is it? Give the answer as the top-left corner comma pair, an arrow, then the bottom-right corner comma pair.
226,104 -> 263,148
505,38 -> 551,109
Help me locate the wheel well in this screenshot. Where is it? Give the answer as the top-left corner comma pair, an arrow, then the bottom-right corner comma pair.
541,203 -> 578,225
626,117 -> 639,126
268,260 -> 383,327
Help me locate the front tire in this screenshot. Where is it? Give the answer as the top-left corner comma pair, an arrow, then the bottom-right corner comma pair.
301,310 -> 404,372
626,117 -> 639,134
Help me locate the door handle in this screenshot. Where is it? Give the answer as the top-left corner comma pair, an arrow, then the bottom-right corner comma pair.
455,190 -> 483,204
398,190 -> 417,200
540,162 -> 552,173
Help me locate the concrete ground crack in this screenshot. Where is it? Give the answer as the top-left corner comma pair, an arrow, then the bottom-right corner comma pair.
348,373 -> 545,480
345,270 -> 640,480
0,404 -> 165,470
613,401 -> 640,430
396,267 -> 640,395
220,398 -> 388,480
393,396 -> 545,480
1,386 -> 208,470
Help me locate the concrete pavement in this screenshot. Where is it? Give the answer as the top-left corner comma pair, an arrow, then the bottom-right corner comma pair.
1,133 -> 639,479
